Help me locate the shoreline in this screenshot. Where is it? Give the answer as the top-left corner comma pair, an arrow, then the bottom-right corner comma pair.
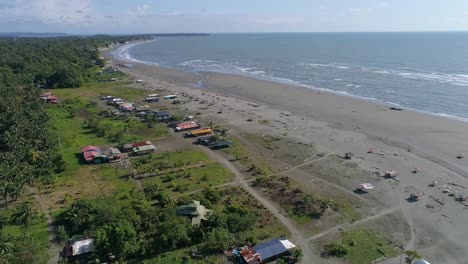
104,43 -> 468,180
104,44 -> 468,262
113,39 -> 468,123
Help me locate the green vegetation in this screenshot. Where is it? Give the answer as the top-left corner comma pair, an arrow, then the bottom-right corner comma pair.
0,35 -> 150,263
254,176 -> 336,221
55,185 -> 283,263
136,150 -> 233,194
324,229 -> 399,264
405,250 -> 423,264
0,201 -> 49,263
0,35 -> 149,87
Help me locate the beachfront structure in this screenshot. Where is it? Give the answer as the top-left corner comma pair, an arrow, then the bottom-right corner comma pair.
122,140 -> 153,152
107,98 -> 124,106
135,105 -> 151,112
175,121 -> 199,132
105,147 -> 122,163
164,94 -> 178,99
65,238 -> 94,258
144,97 -> 159,103
151,111 -> 171,121
120,102 -> 135,112
188,128 -> 213,137
132,144 -> 156,156
101,95 -> 114,100
176,200 -> 212,226
81,146 -> 107,164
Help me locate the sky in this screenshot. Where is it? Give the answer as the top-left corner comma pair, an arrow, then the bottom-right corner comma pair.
0,0 -> 467,34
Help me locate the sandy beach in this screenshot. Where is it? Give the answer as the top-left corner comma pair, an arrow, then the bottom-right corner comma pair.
105,46 -> 468,263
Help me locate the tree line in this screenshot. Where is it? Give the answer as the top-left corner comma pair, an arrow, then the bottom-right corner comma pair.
56,187 -> 259,263
0,35 -> 150,263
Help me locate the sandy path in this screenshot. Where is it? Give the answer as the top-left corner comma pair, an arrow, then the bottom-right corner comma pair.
194,145 -> 320,263
305,206 -> 403,242
26,187 -> 62,264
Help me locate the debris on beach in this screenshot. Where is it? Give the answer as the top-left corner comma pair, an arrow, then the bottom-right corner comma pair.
390,107 -> 404,111
383,170 -> 398,181
367,147 -> 385,156
409,192 -> 425,202
344,152 -> 354,160
357,183 -> 374,193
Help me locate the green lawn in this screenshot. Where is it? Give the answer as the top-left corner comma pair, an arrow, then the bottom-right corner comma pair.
2,214 -> 49,245
335,229 -> 399,264
142,153 -> 233,194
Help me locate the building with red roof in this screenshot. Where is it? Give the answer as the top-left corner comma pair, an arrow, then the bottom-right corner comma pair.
81,146 -> 107,164
175,121 -> 199,132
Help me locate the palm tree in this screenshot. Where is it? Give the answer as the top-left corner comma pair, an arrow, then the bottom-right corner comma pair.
11,200 -> 35,236
0,183 -> 8,210
0,234 -> 13,264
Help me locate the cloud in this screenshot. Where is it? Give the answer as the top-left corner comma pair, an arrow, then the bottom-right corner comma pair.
0,3 -> 14,9
256,16 -> 303,26
9,0 -> 93,24
379,2 -> 389,8
349,7 -> 373,17
128,4 -> 150,17
167,11 -> 183,17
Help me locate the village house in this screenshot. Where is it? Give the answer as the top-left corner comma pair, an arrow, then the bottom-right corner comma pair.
65,238 -> 94,260
122,140 -> 154,152
105,147 -> 122,163
120,102 -> 135,112
239,239 -> 296,264
81,146 -> 107,164
177,200 -> 212,226
132,144 -> 156,156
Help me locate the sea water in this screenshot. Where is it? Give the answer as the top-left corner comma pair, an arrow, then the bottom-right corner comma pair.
115,32 -> 468,120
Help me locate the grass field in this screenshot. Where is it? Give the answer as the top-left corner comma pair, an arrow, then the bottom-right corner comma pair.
331,229 -> 399,264
140,150 -> 233,194
40,80 -> 171,210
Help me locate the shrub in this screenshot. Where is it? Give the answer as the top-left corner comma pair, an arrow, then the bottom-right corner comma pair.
325,242 -> 348,257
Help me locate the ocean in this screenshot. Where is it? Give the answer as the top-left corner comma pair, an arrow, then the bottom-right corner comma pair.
114,32 -> 468,120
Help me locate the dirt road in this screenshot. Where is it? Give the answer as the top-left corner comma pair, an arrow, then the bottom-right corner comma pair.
195,145 -> 320,263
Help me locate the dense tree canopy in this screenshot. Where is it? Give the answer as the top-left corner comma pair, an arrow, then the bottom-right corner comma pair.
0,34 -> 150,263
0,35 -> 150,88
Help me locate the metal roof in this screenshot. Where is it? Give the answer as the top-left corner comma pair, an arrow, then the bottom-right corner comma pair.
72,239 -> 94,256
252,239 -> 296,261
133,144 -> 156,152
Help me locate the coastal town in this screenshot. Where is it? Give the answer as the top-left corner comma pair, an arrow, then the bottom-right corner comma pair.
2,9 -> 468,264
16,51 -> 462,264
